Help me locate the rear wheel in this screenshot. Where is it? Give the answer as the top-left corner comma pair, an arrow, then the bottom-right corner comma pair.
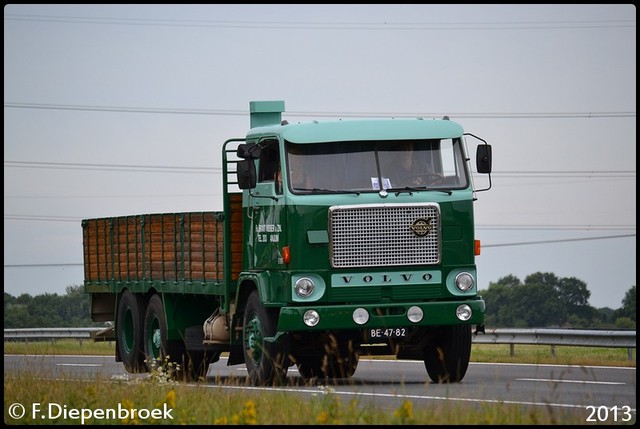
116,290 -> 146,373
423,324 -> 472,383
242,290 -> 290,386
143,294 -> 172,373
143,294 -> 217,382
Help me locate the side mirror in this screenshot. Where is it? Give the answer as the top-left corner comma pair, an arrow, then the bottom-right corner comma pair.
237,159 -> 256,189
237,143 -> 262,160
476,144 -> 492,174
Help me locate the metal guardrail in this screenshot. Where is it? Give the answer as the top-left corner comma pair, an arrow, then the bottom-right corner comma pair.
473,328 -> 636,347
3,327 -> 636,359
3,327 -> 112,342
473,328 -> 636,360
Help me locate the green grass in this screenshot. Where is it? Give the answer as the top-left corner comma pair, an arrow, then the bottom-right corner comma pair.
4,339 -> 115,356
471,343 -> 635,367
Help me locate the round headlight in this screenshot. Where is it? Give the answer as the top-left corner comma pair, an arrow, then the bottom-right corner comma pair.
295,277 -> 315,298
407,305 -> 424,323
455,272 -> 475,292
303,310 -> 320,327
352,308 -> 369,325
456,304 -> 472,321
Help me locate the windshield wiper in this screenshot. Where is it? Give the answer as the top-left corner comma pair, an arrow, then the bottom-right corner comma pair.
296,188 -> 361,195
385,186 -> 452,196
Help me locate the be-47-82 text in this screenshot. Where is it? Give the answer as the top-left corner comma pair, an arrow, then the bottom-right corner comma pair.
369,328 -> 407,338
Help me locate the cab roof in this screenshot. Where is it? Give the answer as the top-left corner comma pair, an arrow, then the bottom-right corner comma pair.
247,117 -> 464,144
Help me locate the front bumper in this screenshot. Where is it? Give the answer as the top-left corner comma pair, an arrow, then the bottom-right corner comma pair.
277,298 -> 485,332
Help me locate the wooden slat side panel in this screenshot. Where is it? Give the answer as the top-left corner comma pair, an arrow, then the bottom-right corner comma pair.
83,218 -> 114,283
83,212 -> 227,284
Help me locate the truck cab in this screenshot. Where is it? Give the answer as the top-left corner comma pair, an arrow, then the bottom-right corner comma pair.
227,100 -> 492,384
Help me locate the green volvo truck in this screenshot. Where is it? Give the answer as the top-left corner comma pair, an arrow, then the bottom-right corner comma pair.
83,100 -> 493,385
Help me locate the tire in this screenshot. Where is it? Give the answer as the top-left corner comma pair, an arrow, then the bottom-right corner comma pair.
296,355 -> 325,379
296,334 -> 359,381
144,295 -> 220,382
143,294 -> 216,382
423,324 -> 472,383
242,290 -> 290,386
297,353 -> 359,381
326,351 -> 359,379
142,294 -> 170,372
116,290 -> 146,373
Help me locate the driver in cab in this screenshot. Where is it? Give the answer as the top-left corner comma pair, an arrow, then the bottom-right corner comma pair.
384,141 -> 438,188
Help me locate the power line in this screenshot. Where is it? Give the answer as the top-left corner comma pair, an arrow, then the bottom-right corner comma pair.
3,233 -> 636,269
4,160 -> 635,181
483,233 -> 635,248
477,225 -> 636,231
3,160 -> 220,174
4,263 -> 83,268
3,213 -> 636,233
5,213 -> 636,231
4,215 -> 81,223
3,102 -> 636,119
4,14 -> 636,31
496,170 -> 636,174
3,102 -> 245,116
4,193 -> 217,200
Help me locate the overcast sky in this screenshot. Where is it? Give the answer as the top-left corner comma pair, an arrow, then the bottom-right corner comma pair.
4,4 -> 636,310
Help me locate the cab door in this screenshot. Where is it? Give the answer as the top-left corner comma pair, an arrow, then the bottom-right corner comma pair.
248,138 -> 287,269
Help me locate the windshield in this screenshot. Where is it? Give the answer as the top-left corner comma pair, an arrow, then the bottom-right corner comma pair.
286,139 -> 469,193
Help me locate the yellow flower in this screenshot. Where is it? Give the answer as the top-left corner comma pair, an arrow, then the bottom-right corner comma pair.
317,411 -> 329,424
393,400 -> 414,423
120,399 -> 140,425
165,389 -> 177,409
241,400 -> 258,424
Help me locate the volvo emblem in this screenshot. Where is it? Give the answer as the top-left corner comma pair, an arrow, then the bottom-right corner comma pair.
410,217 -> 433,237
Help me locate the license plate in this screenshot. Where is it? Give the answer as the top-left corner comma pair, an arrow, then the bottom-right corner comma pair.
368,327 -> 408,339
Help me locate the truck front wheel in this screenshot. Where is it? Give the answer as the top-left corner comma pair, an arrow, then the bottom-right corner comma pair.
116,290 -> 146,373
242,290 -> 289,385
296,333 -> 359,381
423,324 -> 472,383
297,352 -> 359,381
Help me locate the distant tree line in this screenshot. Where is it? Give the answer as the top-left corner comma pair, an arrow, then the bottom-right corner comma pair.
4,285 -> 98,329
480,272 -> 636,329
3,273 -> 636,329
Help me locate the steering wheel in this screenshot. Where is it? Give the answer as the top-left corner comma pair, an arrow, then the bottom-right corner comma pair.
403,173 -> 444,186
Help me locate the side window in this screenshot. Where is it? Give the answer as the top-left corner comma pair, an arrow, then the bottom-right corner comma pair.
440,139 -> 456,177
258,140 -> 279,182
257,139 -> 282,194
437,138 -> 468,188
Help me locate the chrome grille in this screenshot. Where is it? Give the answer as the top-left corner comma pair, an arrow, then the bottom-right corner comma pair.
329,203 -> 440,268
